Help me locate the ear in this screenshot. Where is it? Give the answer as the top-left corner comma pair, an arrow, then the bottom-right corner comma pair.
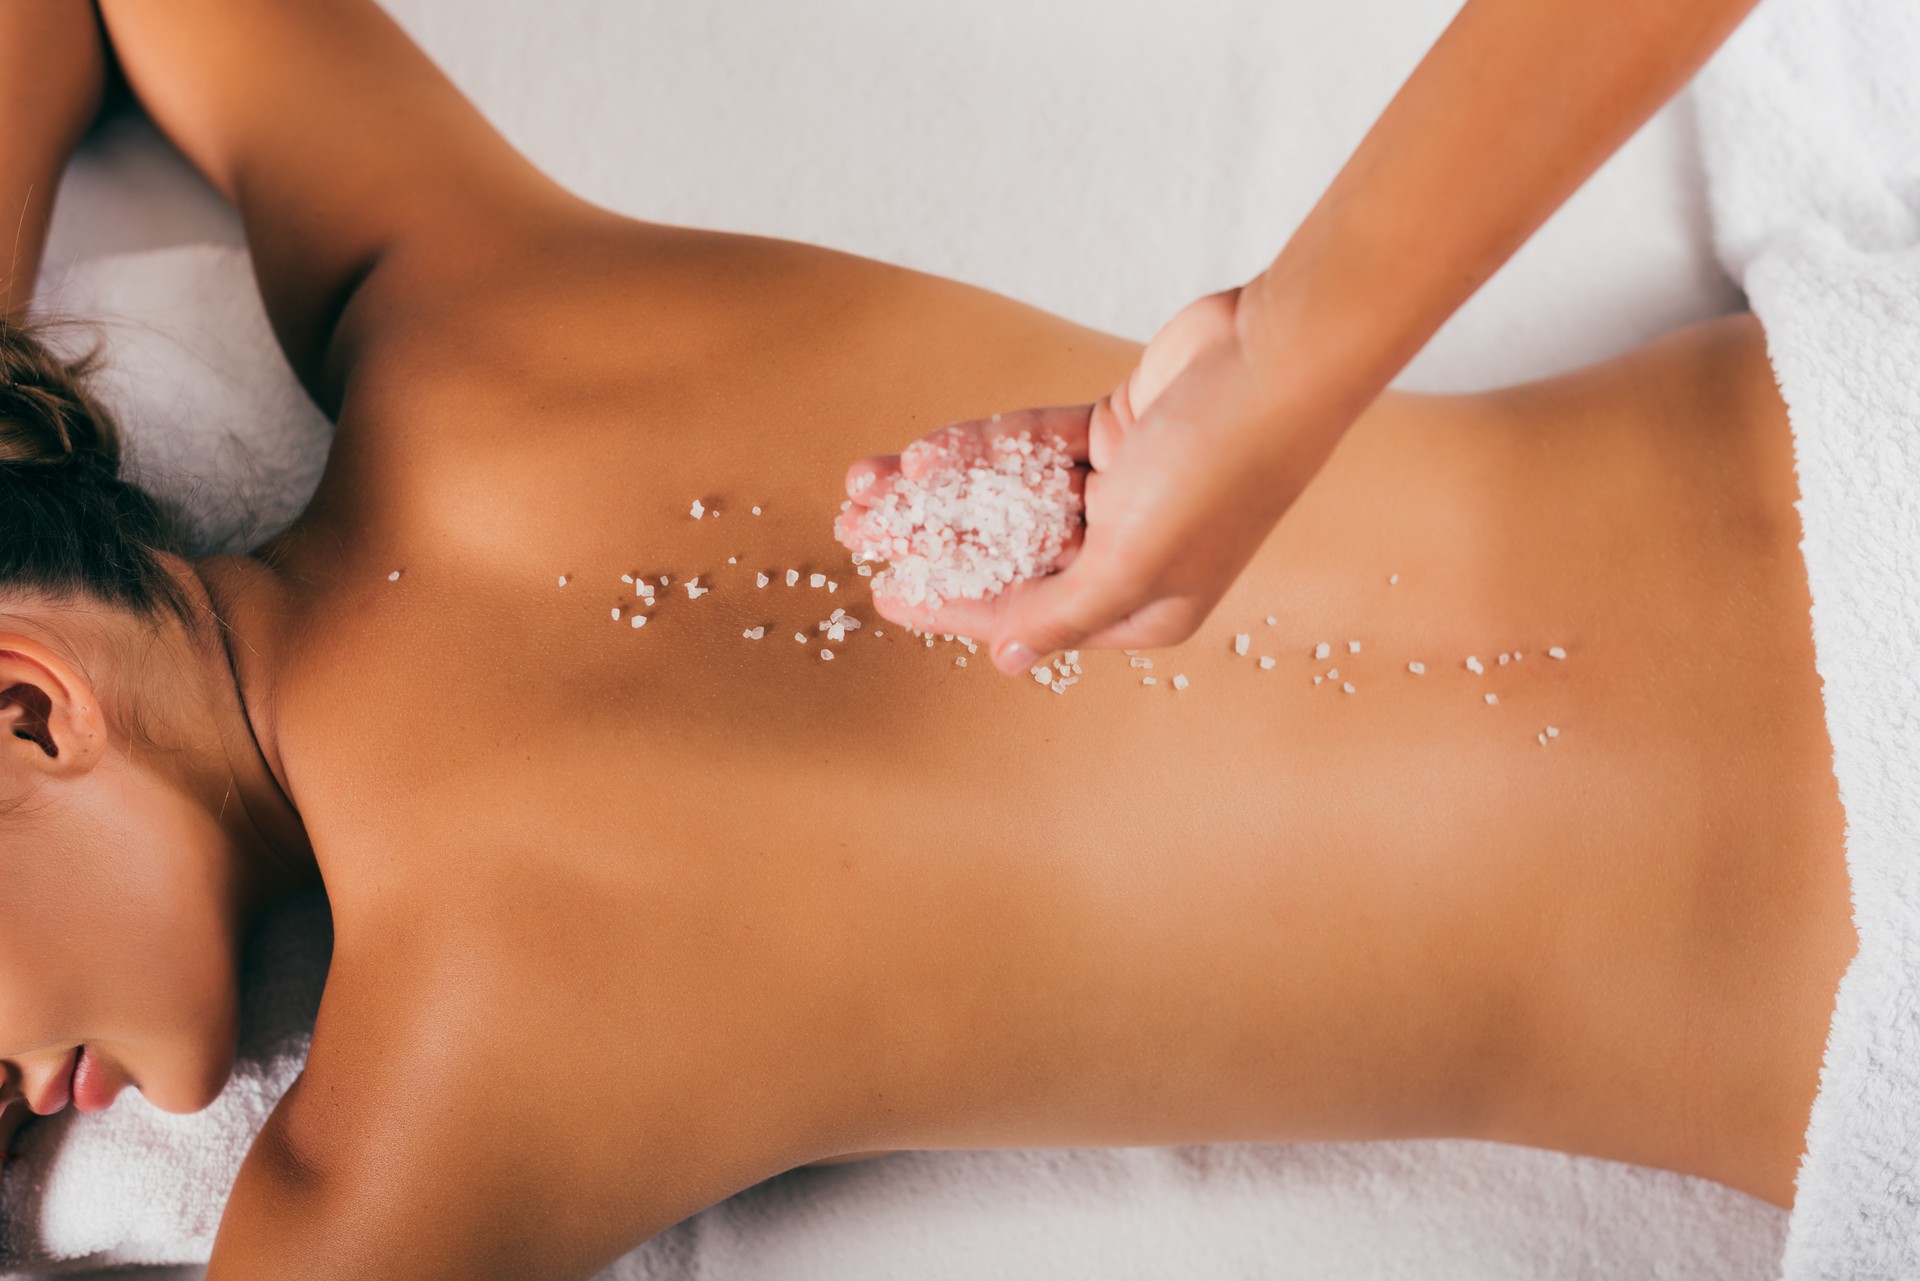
0,636 -> 109,780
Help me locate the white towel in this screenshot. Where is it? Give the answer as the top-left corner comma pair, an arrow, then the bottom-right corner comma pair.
1692,1 -> 1920,1277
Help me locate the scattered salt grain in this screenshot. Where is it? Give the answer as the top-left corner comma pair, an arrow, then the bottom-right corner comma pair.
1130,657 -> 1153,669
1064,649 -> 1080,665
1258,656 -> 1276,670
955,656 -> 967,668
621,574 -> 633,584
809,573 -> 826,589
1326,668 -> 1339,680
727,556 -> 738,565
1266,615 -> 1278,626
1342,682 -> 1356,694
1389,574 -> 1400,585
690,500 -> 705,519
752,506 -> 763,516
1466,656 -> 1485,675
1498,652 -> 1510,666
630,614 -> 647,629
827,581 -> 839,593
744,627 -> 765,640
658,576 -> 669,586
756,572 -> 770,589
1314,642 -> 1332,661
1142,676 -> 1158,686
611,607 -> 621,621
1547,725 -> 1560,738
841,429 -> 1082,608
1348,640 -> 1361,654
1172,674 -> 1190,691
685,579 -> 709,600
820,649 -> 834,661
557,575 -> 569,587
858,565 -> 873,576
1538,732 -> 1549,746
873,630 -> 884,638
1234,633 -> 1251,656
1313,675 -> 1323,685
1033,667 -> 1052,686
827,624 -> 846,642
795,632 -> 807,643
1408,661 -> 1426,675
784,570 -> 799,587
1547,646 -> 1568,660
1484,692 -> 1498,705
387,570 -> 401,581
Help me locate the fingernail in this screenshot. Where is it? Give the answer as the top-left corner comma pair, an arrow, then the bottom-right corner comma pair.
996,641 -> 1038,674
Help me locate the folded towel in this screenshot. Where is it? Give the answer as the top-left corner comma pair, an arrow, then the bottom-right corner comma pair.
1692,1 -> 1920,1276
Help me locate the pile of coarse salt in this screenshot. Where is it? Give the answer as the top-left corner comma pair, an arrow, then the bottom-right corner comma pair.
844,430 -> 1081,608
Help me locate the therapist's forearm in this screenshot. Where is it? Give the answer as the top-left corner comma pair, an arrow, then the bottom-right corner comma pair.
0,1 -> 110,320
1237,0 -> 1758,429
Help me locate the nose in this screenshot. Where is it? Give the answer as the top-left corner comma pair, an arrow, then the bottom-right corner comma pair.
12,1048 -> 75,1116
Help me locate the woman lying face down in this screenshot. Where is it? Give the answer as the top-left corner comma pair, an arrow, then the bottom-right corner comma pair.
0,0 -> 1859,1273
0,326 -> 316,1150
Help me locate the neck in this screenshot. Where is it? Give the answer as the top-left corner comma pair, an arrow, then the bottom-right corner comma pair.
180,554 -> 321,917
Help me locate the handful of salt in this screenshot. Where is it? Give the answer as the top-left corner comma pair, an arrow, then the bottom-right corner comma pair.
843,429 -> 1082,609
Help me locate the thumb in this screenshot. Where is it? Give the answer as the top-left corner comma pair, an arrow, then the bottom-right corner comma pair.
988,554 -> 1141,675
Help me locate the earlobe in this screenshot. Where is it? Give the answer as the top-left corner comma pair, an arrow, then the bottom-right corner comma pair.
0,643 -> 109,779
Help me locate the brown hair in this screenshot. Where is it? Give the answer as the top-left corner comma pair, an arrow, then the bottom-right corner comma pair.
0,319 -> 195,626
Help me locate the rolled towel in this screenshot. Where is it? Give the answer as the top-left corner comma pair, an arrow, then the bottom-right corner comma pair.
1693,0 -> 1920,1275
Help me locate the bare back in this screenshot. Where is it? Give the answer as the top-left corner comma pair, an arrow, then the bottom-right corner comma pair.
244,215 -> 1850,1269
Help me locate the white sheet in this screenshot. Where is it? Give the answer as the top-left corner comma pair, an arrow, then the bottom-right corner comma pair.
10,0 -> 1778,1277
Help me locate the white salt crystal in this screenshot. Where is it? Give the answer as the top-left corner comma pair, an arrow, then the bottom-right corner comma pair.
1172,674 -> 1190,691
611,607 -> 621,621
756,573 -> 770,589
827,624 -> 846,642
621,574 -> 633,584
1266,616 -> 1278,626
785,570 -> 800,587
820,649 -> 834,661
690,500 -> 705,519
1142,676 -> 1158,686
557,575 -> 569,586
1546,725 -> 1560,738
1129,657 -> 1153,669
840,429 -> 1082,608
1327,668 -> 1340,680
809,573 -> 826,589
1547,646 -> 1568,660
1258,656 -> 1276,670
1538,732 -> 1548,746
1348,640 -> 1361,654
857,565 -> 873,576
1389,573 -> 1400,585
1234,634 -> 1251,656
1064,650 -> 1080,665
955,656 -> 967,667
1408,661 -> 1426,675
745,627 -> 765,640
1484,692 -> 1498,705
387,570 -> 401,581
1466,656 -> 1485,674
1342,681 -> 1356,694
1314,642 -> 1331,660
727,556 -> 738,565
1032,667 -> 1052,686
827,581 -> 839,593
1313,675 -> 1323,685
1123,649 -> 1140,656
873,630 -> 884,638
1498,653 -> 1510,666
630,614 -> 647,629
658,576 -> 669,586
751,505 -> 763,516
795,632 -> 807,643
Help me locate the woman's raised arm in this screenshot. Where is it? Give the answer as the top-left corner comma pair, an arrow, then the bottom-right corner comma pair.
0,1 -> 109,321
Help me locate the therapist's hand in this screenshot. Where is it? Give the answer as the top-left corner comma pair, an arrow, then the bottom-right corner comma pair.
840,285 -> 1351,674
